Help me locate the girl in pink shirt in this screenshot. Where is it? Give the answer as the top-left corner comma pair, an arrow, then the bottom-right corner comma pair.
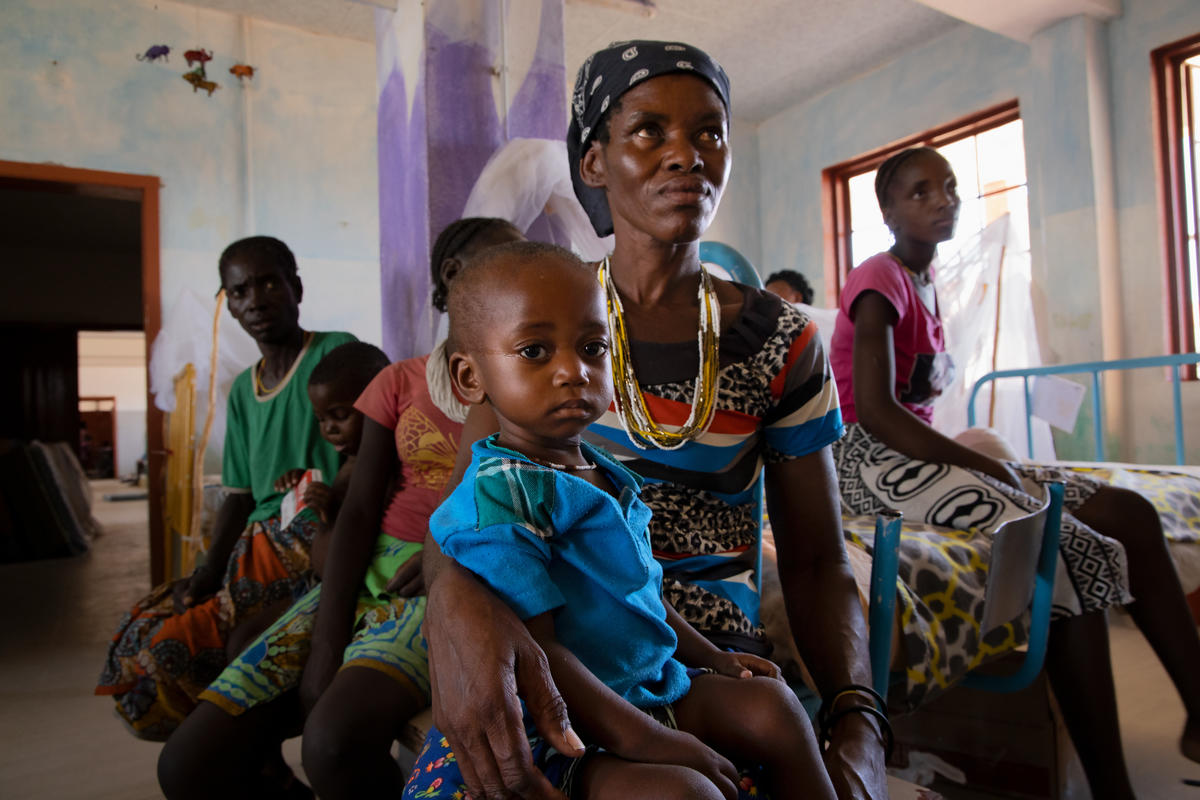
830,146 -> 1200,798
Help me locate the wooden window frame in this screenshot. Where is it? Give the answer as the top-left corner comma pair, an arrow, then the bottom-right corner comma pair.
820,100 -> 1020,306
1152,32 -> 1200,376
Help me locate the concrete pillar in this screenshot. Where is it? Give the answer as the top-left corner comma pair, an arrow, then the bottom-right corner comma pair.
1025,15 -> 1126,455
374,0 -> 566,360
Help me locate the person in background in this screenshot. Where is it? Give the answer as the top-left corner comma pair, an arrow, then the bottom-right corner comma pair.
765,269 -> 815,306
96,236 -> 355,741
830,146 -> 1200,798
221,340 -> 391,661
156,219 -> 525,800
418,41 -> 887,800
406,240 -> 835,800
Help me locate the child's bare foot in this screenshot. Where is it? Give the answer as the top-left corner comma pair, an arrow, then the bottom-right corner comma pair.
1182,717 -> 1200,764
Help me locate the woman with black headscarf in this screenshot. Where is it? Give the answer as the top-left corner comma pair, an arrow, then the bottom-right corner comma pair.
416,41 -> 886,800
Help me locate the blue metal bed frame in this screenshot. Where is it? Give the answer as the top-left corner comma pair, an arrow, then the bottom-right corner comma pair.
967,353 -> 1200,465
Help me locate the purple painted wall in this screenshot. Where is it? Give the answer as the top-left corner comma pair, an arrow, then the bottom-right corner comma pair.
377,65 -> 430,360
376,0 -> 567,360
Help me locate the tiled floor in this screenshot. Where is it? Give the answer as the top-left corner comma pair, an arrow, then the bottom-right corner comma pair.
0,480 -> 1197,799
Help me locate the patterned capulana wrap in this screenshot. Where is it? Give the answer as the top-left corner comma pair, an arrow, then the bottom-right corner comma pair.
567,40 -> 731,237
834,423 -> 1135,708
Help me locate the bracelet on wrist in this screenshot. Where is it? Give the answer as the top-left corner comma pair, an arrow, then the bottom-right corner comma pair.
817,683 -> 892,759
820,703 -> 894,760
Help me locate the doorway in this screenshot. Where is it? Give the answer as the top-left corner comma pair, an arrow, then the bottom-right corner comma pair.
0,160 -> 165,583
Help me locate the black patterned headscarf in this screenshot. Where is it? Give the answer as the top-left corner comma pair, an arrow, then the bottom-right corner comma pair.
567,41 -> 731,238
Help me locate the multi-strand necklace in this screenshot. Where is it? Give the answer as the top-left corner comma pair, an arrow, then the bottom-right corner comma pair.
598,256 -> 721,450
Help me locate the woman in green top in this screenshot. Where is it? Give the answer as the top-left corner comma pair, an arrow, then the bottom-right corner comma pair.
96,236 -> 356,741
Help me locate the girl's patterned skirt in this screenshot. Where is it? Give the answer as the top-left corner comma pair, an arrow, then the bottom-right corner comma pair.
95,513 -> 318,740
833,423 -> 1139,708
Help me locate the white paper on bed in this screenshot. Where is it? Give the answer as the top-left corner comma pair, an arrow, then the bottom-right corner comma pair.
1032,375 -> 1086,432
931,214 -> 1055,460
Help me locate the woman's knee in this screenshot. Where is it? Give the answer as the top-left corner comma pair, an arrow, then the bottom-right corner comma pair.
301,680 -> 404,780
301,705 -> 363,778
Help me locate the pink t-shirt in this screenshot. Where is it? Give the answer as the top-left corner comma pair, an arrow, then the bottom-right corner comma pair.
829,252 -> 953,425
354,356 -> 463,543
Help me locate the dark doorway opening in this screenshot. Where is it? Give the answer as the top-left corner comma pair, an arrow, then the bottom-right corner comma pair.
0,160 -> 164,582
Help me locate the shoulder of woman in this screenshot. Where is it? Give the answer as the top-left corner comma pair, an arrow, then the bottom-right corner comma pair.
841,252 -> 910,314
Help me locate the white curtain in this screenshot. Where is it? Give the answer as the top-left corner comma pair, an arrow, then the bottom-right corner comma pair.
932,214 -> 1055,460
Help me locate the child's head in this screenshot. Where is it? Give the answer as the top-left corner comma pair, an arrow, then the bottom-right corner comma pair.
430,217 -> 525,312
447,241 -> 611,446
874,147 -> 960,246
218,236 -> 304,344
764,270 -> 814,305
307,342 -> 390,456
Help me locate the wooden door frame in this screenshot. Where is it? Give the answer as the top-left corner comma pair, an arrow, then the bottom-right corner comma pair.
0,159 -> 166,584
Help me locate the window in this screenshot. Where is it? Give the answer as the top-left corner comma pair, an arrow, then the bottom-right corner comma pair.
822,101 -> 1026,296
1152,33 -> 1200,364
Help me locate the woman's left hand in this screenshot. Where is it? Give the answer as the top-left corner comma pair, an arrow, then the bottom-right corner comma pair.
824,713 -> 889,800
707,650 -> 783,681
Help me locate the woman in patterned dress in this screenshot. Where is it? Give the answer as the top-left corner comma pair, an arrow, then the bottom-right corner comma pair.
830,146 -> 1200,797
96,236 -> 356,740
414,41 -> 888,800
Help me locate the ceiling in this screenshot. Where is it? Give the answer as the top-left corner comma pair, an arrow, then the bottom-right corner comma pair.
165,0 -> 961,122
562,0 -> 960,122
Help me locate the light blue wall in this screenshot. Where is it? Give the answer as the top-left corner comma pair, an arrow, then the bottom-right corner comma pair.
705,119 -> 763,271
1107,0 -> 1200,463
0,0 -> 382,348
754,0 -> 1200,462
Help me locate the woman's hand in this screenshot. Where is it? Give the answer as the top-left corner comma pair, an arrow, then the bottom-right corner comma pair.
384,549 -> 425,596
274,468 -> 308,492
823,713 -> 889,800
626,729 -> 740,800
171,563 -> 222,612
706,651 -> 783,681
425,563 -> 575,800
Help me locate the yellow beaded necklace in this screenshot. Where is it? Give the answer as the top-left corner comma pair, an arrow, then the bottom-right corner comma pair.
597,256 -> 721,450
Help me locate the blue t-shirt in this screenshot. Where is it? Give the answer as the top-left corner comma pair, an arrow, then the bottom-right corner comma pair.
431,435 -> 690,709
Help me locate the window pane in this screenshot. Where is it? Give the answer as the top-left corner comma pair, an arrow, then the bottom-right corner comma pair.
941,196 -> 985,262
976,119 -> 1027,191
938,137 -> 980,203
850,223 -> 892,267
848,171 -> 882,233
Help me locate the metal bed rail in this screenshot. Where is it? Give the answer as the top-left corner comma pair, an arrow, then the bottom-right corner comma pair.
966,353 -> 1200,465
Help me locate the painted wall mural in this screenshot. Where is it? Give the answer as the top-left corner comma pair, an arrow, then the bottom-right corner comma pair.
374,0 -> 567,360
